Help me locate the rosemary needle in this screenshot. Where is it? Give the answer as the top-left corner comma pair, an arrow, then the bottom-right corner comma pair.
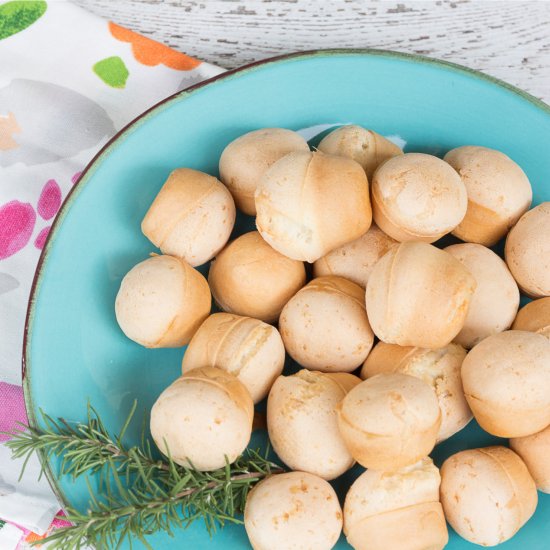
5,402 -> 283,549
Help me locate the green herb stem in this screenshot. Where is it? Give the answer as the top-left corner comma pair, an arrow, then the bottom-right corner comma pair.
5,402 -> 283,549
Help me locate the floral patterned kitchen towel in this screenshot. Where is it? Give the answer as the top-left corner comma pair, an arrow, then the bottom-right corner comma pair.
0,0 -> 223,545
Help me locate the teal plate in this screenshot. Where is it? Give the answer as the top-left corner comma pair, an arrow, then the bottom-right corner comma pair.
24,50 -> 550,549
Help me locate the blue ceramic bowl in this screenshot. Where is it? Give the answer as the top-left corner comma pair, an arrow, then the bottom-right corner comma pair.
24,50 -> 550,549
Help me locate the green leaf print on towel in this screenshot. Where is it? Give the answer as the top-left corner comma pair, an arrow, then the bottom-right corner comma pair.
93,56 -> 130,89
0,1 -> 47,41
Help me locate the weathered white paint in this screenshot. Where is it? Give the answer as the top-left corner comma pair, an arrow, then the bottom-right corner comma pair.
75,0 -> 549,103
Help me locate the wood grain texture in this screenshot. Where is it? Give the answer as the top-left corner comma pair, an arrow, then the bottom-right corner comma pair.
75,0 -> 550,103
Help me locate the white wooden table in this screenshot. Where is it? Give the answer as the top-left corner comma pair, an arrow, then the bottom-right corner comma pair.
76,0 -> 549,103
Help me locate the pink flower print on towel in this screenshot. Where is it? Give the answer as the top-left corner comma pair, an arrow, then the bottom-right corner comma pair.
34,227 -> 50,250
0,172 -> 81,258
0,201 -> 36,260
33,178 -> 64,250
37,179 -> 61,221
71,171 -> 82,185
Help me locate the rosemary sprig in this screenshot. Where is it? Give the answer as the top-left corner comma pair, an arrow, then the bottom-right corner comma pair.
5,403 -> 283,549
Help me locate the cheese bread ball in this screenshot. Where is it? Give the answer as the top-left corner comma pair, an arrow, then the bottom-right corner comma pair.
255,151 -> 372,262
219,128 -> 309,215
512,297 -> 550,338
361,342 -> 471,442
511,424 -> 550,493
344,458 -> 448,550
445,146 -> 532,246
181,313 -> 285,403
336,373 -> 441,471
244,471 -> 342,550
279,276 -> 374,372
313,224 -> 398,288
267,370 -> 360,480
150,367 -> 253,471
366,242 -> 476,348
445,243 -> 519,348
461,330 -> 550,437
505,202 -> 550,297
317,125 -> 403,180
142,168 -> 235,266
208,231 -> 306,323
440,446 -> 538,546
371,152 -> 467,242
115,254 -> 211,347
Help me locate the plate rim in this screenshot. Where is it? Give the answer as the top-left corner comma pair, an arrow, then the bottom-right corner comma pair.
21,47 -> 550,520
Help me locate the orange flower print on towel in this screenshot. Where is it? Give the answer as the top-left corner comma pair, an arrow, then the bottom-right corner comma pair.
0,113 -> 21,150
109,22 -> 201,71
